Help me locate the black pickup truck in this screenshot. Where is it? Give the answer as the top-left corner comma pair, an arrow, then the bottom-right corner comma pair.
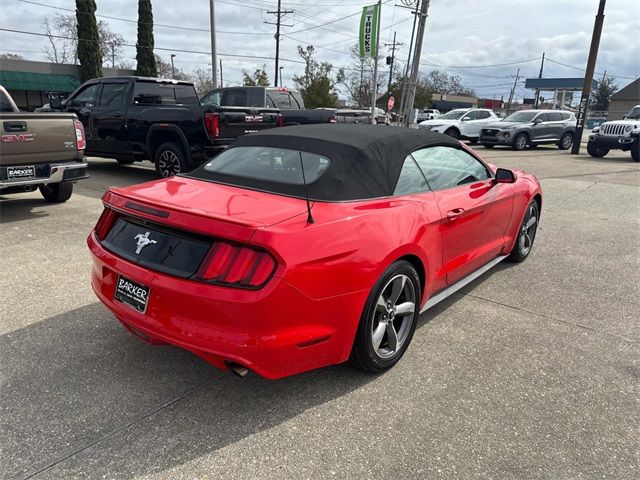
200,86 -> 336,125
49,77 -> 281,177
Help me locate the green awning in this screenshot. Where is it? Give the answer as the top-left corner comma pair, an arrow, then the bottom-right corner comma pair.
0,71 -> 80,93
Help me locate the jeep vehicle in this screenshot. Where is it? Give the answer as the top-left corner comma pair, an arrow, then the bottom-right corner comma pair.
418,108 -> 498,142
49,77 -> 281,177
1,85 -> 88,202
587,105 -> 640,161
479,110 -> 576,151
200,86 -> 336,125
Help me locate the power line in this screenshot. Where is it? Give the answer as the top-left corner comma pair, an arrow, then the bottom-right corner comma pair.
545,56 -> 636,80
0,27 -> 307,64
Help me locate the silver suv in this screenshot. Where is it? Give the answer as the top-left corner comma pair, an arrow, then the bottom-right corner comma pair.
480,110 -> 576,151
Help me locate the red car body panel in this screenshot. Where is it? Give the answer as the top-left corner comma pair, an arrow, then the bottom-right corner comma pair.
88,139 -> 541,379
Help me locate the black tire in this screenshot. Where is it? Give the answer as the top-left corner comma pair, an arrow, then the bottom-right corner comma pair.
39,182 -> 73,203
154,142 -> 188,178
586,140 -> 609,158
116,158 -> 135,165
482,143 -> 495,149
512,133 -> 528,151
631,141 -> 639,162
508,200 -> 539,262
558,132 -> 574,150
350,260 -> 421,373
468,137 -> 479,145
444,128 -> 460,139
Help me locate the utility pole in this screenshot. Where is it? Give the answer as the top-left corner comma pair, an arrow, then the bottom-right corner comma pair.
370,0 -> 382,120
110,42 -> 115,68
170,53 -> 176,78
266,0 -> 294,87
210,0 -> 218,88
279,66 -> 284,87
533,52 -> 545,109
385,31 -> 402,94
403,0 -> 430,127
219,59 -> 223,86
398,0 -> 420,125
507,68 -> 520,114
572,0 -> 606,154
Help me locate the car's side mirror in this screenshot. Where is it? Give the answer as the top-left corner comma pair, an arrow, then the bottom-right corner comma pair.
49,96 -> 62,109
493,168 -> 516,184
533,118 -> 542,125
461,116 -> 471,121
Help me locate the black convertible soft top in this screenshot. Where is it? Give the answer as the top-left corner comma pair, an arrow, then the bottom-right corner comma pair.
190,124 -> 460,201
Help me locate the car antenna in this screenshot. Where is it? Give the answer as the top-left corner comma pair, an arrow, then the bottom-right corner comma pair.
298,151 -> 315,224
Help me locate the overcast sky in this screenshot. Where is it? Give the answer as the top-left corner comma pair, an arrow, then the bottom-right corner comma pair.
1,0 -> 639,100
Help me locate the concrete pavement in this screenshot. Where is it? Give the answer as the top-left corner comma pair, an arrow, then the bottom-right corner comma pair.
1,145 -> 638,479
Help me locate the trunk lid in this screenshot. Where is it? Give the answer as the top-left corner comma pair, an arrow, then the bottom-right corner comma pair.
104,176 -> 307,243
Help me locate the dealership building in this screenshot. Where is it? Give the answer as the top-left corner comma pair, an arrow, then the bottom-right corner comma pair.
0,58 -> 133,110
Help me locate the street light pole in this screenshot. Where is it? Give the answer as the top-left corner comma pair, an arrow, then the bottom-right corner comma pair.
210,0 -> 218,88
572,0 -> 606,154
170,54 -> 175,79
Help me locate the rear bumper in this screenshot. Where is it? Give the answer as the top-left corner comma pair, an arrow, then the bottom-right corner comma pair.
87,232 -> 366,379
0,159 -> 88,189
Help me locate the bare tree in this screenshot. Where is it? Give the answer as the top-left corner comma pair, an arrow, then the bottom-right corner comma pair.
154,54 -> 189,80
42,13 -> 126,67
190,68 -> 215,96
0,53 -> 25,60
336,44 -> 383,107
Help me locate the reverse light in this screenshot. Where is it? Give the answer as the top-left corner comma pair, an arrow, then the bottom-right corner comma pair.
196,242 -> 277,288
204,112 -> 220,138
95,207 -> 118,240
74,120 -> 86,150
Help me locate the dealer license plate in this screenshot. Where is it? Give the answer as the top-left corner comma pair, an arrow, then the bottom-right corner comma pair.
7,165 -> 35,179
114,275 -> 150,313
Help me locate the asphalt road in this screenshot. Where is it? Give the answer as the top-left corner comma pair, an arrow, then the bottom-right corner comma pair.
1,144 -> 639,480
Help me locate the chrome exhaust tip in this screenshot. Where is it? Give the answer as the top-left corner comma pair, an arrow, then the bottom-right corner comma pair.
227,362 -> 249,378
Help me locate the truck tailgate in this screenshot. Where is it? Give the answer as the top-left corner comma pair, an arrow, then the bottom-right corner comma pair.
0,113 -> 81,166
217,107 -> 280,138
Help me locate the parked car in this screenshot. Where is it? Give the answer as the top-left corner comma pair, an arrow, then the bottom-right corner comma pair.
335,109 -> 374,124
48,77 -> 281,177
587,105 -> 640,161
200,86 -> 336,125
88,125 -> 542,379
479,110 -> 577,151
416,108 -> 441,122
418,108 -> 498,143
0,85 -> 88,202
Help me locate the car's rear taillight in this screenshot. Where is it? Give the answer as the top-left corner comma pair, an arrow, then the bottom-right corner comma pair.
277,114 -> 284,127
196,241 -> 277,288
95,207 -> 118,240
74,120 -> 86,150
204,112 -> 220,138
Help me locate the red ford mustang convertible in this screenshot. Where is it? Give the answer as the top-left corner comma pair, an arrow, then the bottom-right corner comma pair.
88,125 -> 541,379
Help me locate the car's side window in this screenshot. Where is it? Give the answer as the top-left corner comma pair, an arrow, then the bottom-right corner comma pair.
534,112 -> 549,123
69,83 -> 99,107
547,112 -> 562,122
265,94 -> 276,108
412,146 -> 491,191
477,110 -> 491,119
463,110 -> 478,120
99,83 -> 126,107
0,91 -> 13,112
393,156 -> 429,196
561,112 -> 571,121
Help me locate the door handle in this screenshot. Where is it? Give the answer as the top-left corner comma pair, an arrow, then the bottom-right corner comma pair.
446,208 -> 465,221
113,113 -> 122,118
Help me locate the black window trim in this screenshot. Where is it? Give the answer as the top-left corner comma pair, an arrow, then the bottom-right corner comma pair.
392,154 -> 431,197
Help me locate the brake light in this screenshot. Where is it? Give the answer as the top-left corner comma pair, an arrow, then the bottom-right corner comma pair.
74,120 -> 86,150
94,207 -> 118,240
277,114 -> 284,127
196,241 -> 277,288
204,112 -> 220,138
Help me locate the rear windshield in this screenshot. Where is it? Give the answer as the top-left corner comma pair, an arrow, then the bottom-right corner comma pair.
198,147 -> 330,185
133,82 -> 199,105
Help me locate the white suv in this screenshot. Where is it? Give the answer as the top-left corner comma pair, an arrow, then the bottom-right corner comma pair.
418,108 -> 499,143
587,105 -> 640,161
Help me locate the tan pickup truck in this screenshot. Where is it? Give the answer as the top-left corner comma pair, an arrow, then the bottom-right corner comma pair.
1,85 -> 88,202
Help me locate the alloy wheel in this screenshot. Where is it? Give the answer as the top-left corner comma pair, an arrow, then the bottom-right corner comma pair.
370,274 -> 416,359
516,135 -> 527,150
158,150 -> 181,177
518,202 -> 539,256
561,134 -> 573,149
